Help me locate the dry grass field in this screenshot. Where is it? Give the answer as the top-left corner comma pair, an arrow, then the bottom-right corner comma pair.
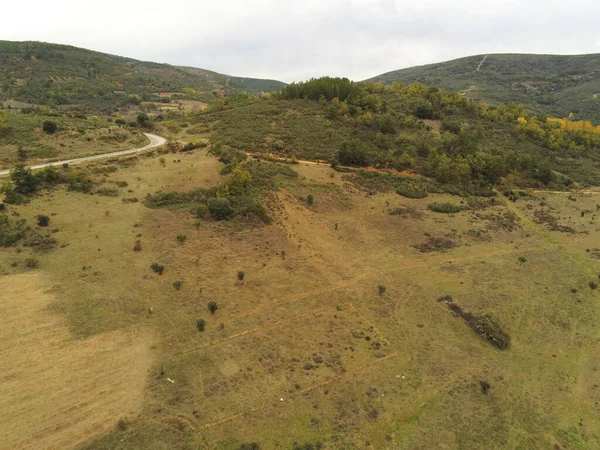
1,147 -> 600,449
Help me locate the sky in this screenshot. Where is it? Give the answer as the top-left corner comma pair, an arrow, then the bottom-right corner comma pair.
2,0 -> 599,83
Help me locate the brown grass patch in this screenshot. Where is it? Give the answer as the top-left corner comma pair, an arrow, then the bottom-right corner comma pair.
0,273 -> 153,449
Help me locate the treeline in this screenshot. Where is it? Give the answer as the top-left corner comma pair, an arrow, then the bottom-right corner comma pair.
280,77 -> 358,102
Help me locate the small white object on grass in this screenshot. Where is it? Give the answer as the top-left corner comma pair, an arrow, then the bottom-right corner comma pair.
280,398 -> 284,402
167,378 -> 175,383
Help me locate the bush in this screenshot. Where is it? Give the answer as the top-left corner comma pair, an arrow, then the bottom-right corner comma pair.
208,301 -> 218,314
37,215 -> 50,227
133,240 -> 142,252
207,197 -> 233,220
173,280 -> 183,290
427,202 -> 463,214
196,318 -> 206,332
237,271 -> 245,281
25,258 -> 39,269
192,204 -> 208,218
338,139 -> 368,166
447,303 -> 510,349
307,194 -> 314,206
176,233 -> 187,244
590,281 -> 598,290
151,263 -> 164,275
518,256 -> 527,263
378,285 -> 387,295
42,120 -> 58,134
396,184 -> 428,199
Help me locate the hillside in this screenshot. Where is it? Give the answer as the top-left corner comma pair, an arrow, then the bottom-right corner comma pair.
0,41 -> 286,113
366,53 -> 600,124
175,77 -> 600,189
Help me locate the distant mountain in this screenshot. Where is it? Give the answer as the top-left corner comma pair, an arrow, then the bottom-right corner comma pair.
0,41 -> 286,113
366,53 -> 600,123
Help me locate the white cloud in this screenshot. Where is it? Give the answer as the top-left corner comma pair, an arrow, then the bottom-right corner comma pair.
1,0 -> 599,82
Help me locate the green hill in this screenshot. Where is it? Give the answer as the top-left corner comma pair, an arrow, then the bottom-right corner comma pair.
166,77 -> 600,190
0,41 -> 286,113
366,53 -> 600,124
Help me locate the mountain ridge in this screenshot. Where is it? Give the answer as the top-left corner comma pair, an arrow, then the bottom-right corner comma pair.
365,53 -> 600,123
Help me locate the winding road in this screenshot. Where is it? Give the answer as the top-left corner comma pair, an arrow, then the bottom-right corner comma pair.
0,133 -> 167,177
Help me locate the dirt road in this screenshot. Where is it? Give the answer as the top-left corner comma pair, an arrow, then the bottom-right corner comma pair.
0,133 -> 166,177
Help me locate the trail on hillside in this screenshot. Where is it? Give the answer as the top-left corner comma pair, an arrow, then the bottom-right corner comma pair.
476,55 -> 489,72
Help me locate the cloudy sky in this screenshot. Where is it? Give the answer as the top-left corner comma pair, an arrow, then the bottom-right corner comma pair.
2,0 -> 599,82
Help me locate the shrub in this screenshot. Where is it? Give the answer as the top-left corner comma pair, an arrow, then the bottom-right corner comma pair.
193,204 -> 208,218
25,258 -> 39,269
173,280 -> 183,290
133,240 -> 142,252
176,233 -> 187,244
37,215 -> 50,227
237,271 -> 245,280
378,285 -> 387,295
208,301 -> 218,314
238,444 -> 260,450
428,202 -> 463,214
518,256 -> 527,263
116,418 -> 128,431
338,139 -> 368,166
590,281 -> 598,290
196,318 -> 206,332
42,120 -> 58,134
122,197 -> 139,203
396,184 -> 428,199
207,197 -> 233,220
151,263 -> 165,275
447,303 -> 510,349
307,194 -> 314,206
281,250 -> 287,259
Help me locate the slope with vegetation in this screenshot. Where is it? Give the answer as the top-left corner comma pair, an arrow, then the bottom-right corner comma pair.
366,53 -> 600,124
0,41 -> 286,114
178,76 -> 600,192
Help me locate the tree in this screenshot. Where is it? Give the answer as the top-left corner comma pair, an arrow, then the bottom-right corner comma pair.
137,113 -> 150,125
338,139 -> 367,166
10,164 -> 38,194
42,120 -> 58,134
225,168 -> 252,196
208,198 -> 233,220
208,301 -> 218,314
196,318 -> 206,331
378,113 -> 396,134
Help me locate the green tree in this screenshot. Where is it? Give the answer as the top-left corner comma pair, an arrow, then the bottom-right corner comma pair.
338,139 -> 367,166
42,120 -> 58,134
225,168 -> 252,196
10,164 -> 38,194
208,197 -> 233,220
378,113 -> 396,134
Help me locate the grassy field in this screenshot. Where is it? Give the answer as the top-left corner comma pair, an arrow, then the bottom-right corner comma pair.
0,111 -> 147,169
1,142 -> 599,449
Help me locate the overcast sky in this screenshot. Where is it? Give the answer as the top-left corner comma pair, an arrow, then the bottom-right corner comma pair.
2,0 -> 599,82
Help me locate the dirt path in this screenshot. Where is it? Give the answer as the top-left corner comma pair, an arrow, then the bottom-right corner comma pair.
475,54 -> 489,72
0,133 -> 166,177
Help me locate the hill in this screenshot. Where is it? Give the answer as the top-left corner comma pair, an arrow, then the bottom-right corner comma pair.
366,53 -> 600,124
173,77 -> 600,189
2,101 -> 600,449
0,41 -> 286,113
